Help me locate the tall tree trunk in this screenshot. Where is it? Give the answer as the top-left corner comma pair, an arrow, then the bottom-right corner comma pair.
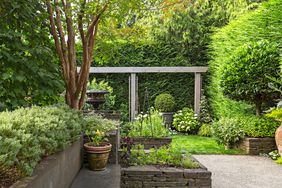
46,0 -> 109,109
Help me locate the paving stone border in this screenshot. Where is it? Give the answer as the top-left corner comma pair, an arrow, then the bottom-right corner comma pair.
131,137 -> 172,149
238,137 -> 276,155
121,159 -> 211,188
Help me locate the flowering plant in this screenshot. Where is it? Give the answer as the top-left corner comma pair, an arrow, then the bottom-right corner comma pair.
85,129 -> 108,146
172,108 -> 199,134
127,108 -> 169,138
84,114 -> 117,146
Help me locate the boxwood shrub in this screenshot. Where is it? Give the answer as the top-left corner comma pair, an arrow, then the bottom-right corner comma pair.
0,104 -> 83,177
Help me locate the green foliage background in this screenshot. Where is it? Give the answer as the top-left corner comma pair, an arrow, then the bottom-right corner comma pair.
88,0 -> 261,114
0,0 -> 64,110
208,0 -> 282,119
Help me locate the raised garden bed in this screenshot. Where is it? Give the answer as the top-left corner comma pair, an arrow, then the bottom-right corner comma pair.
121,164 -> 211,188
10,138 -> 83,188
237,137 -> 276,155
131,137 -> 172,149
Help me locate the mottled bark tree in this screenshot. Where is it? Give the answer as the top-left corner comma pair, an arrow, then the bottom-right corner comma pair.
45,0 -> 109,109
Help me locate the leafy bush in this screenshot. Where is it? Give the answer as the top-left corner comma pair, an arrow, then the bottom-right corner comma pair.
86,78 -> 116,110
208,0 -> 282,119
220,40 -> 280,116
126,145 -> 199,169
172,108 -> 199,134
266,107 -> 282,121
127,108 -> 169,138
154,93 -> 175,112
0,105 -> 83,176
212,118 -> 245,149
198,124 -> 212,137
240,116 -> 279,138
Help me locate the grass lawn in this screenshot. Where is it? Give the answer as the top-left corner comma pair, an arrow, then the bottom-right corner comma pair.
171,135 -> 245,155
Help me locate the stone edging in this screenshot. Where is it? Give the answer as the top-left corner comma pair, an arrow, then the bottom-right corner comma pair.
131,137 -> 172,149
121,164 -> 211,188
238,137 -> 276,155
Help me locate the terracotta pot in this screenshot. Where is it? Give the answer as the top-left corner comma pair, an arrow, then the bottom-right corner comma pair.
84,142 -> 112,171
275,124 -> 282,156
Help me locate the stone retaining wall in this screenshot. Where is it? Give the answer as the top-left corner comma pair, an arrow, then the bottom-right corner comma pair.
11,137 -> 83,188
132,137 -> 172,149
238,137 -> 276,155
121,165 -> 211,188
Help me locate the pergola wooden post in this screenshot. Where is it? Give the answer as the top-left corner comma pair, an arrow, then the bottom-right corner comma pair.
82,66 -> 208,121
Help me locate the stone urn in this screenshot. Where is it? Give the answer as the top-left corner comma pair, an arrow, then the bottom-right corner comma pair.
275,124 -> 282,156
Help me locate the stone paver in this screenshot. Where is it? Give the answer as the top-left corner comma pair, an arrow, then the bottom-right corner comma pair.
193,155 -> 282,188
70,164 -> 120,188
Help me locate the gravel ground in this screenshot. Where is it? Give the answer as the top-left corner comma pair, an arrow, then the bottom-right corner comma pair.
193,155 -> 282,188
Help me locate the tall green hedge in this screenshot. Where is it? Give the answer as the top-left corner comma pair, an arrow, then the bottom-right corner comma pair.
91,42 -> 198,112
208,0 -> 282,119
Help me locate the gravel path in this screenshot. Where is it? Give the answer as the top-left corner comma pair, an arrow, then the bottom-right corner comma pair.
193,155 -> 282,188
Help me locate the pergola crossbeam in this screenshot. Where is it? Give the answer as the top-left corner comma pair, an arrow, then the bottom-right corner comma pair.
81,66 -> 208,121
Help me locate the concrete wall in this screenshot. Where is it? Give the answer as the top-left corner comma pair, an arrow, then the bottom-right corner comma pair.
121,165 -> 211,188
238,137 -> 276,155
11,137 -> 83,188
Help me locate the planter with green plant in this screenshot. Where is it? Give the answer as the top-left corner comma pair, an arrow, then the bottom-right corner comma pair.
119,144 -> 211,188
154,93 -> 175,127
125,108 -> 172,149
212,116 -> 279,154
84,114 -> 117,170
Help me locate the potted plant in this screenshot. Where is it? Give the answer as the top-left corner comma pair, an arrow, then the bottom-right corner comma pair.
154,93 -> 175,127
83,115 -> 117,171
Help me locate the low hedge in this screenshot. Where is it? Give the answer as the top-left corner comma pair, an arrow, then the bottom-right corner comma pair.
212,115 -> 280,148
0,104 -> 83,177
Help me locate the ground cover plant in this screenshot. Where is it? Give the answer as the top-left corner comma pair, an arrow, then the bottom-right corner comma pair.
127,108 -> 169,138
171,135 -> 244,155
0,105 -> 83,187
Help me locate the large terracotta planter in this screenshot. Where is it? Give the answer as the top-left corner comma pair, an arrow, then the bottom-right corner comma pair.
84,142 -> 112,171
275,124 -> 282,156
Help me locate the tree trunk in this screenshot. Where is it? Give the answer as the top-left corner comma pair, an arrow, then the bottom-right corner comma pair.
255,97 -> 262,116
46,0 -> 109,110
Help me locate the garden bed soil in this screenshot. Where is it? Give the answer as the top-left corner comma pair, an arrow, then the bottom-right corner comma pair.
237,137 -> 276,155
131,137 -> 172,149
121,161 -> 211,188
9,137 -> 83,188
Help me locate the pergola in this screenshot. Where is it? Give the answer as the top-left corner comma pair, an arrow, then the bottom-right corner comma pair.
85,66 -> 208,121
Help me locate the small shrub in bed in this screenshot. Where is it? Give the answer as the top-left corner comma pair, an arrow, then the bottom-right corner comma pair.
212,117 -> 244,149
124,144 -> 199,169
172,108 -> 199,134
127,108 -> 169,138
